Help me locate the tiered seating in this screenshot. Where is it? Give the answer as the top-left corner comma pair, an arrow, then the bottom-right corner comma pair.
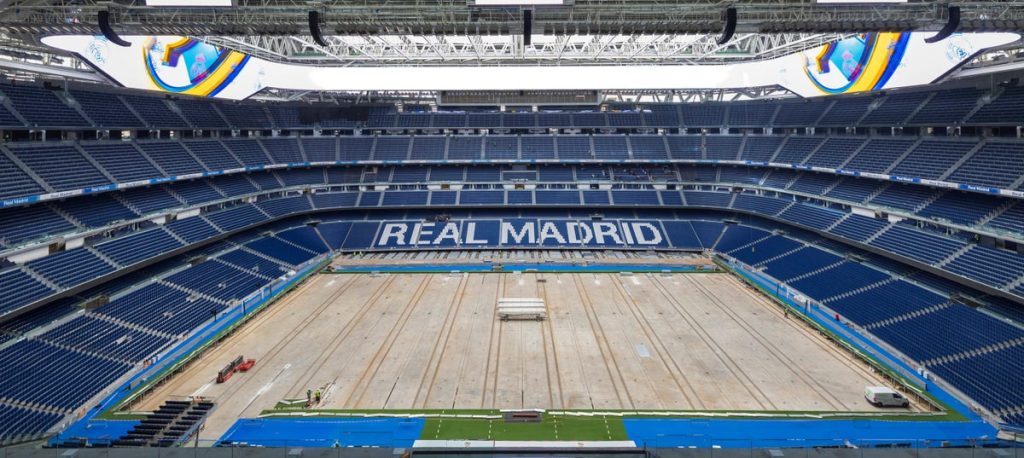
257,196 -> 311,217
302,137 -> 337,162
555,136 -> 591,160
260,137 -> 304,163
484,136 -> 518,160
411,136 -> 446,161
135,141 -> 206,175
727,102 -> 776,127
217,248 -> 288,277
165,260 -> 267,302
918,192 -> 1003,225
460,190 -> 504,205
339,137 -> 374,161
714,225 -> 769,252
0,205 -> 75,247
890,140 -> 975,179
94,283 -> 225,336
374,136 -> 410,161
94,228 -> 184,267
447,136 -> 482,160
0,404 -> 62,444
728,235 -> 802,265
58,193 -> 136,228
680,104 -> 724,126
969,86 -> 1024,125
120,95 -> 189,128
825,280 -> 947,326
948,142 -> 1024,189
26,247 -> 114,288
0,152 -> 44,200
276,227 -> 329,254
986,203 -> 1024,235
741,136 -> 783,162
0,268 -> 55,315
224,139 -> 272,166
535,190 -> 580,205
841,138 -> 915,173
8,144 -> 110,191
774,137 -> 824,164
788,261 -> 889,300
165,216 -> 221,243
642,106 -> 679,127
909,89 -> 983,125
592,135 -> 628,159
81,142 -> 161,182
277,169 -> 324,186
804,137 -> 865,168
868,184 -> 935,212
37,315 -> 170,362
824,178 -> 882,203
704,136 -> 742,160
666,135 -> 701,160
0,339 -> 130,409
761,247 -> 841,281
174,99 -> 229,129
860,92 -> 929,125
245,237 -> 316,266
931,345 -> 1024,414
818,97 -> 872,126
382,191 -> 428,206
773,100 -> 829,126
0,84 -> 88,127
829,214 -> 888,241
611,190 -> 659,206
732,193 -> 789,215
68,90 -> 143,128
521,136 -> 555,160
607,112 -> 641,127
872,305 -> 1024,362
220,103 -> 274,130
869,224 -> 965,264
946,245 -> 1024,289
185,141 -> 241,170
778,203 -> 844,230
630,136 -> 668,160
787,173 -> 837,195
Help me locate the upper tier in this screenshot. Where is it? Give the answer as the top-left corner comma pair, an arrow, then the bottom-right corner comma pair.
3,135 -> 1023,209
2,81 -> 1024,131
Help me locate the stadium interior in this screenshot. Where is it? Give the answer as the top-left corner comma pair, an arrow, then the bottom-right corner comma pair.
0,0 -> 1023,455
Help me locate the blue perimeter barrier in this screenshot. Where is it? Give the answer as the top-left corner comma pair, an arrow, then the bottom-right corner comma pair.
217,418 -> 425,448
48,254 -> 331,447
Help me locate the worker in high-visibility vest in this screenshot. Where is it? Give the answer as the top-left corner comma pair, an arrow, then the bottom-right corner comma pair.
315,389 -> 321,404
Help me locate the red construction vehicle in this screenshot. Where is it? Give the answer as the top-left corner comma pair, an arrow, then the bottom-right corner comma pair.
215,356 -> 257,383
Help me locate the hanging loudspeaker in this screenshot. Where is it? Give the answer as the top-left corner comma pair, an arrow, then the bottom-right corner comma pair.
98,10 -> 131,47
309,10 -> 328,47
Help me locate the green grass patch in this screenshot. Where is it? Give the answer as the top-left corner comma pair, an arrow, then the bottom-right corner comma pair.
423,415 -> 628,441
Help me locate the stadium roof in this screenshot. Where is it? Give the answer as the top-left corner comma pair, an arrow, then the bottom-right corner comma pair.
0,0 -> 1023,103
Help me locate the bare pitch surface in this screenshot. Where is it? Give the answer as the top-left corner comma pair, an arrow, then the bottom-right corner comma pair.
139,268 -> 908,439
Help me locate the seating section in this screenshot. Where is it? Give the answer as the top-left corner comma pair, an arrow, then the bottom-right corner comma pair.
8,144 -> 110,192
68,90 -> 144,129
0,267 -> 55,315
0,84 -> 88,127
4,81 -> 1024,439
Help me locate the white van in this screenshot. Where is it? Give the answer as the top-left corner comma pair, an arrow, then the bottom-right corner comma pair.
864,386 -> 910,407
